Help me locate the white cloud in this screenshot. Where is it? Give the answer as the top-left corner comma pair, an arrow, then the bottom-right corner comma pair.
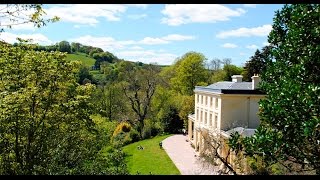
69,35 -> 135,51
157,49 -> 166,53
221,43 -> 238,48
240,52 -> 247,56
161,4 -> 246,26
73,25 -> 81,28
130,46 -> 144,50
139,37 -> 169,45
69,34 -> 196,51
162,34 -> 195,41
216,24 -> 272,39
44,4 -> 147,26
263,42 -> 270,46
243,4 -> 257,8
246,44 -> 259,49
138,34 -> 195,45
127,14 -> 147,20
0,32 -> 53,45
126,4 -> 148,9
4,23 -> 38,31
116,50 -> 177,65
2,4 -> 137,31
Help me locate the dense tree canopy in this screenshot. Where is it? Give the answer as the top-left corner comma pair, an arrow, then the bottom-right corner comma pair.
0,41 -> 128,175
93,51 -> 118,69
121,64 -> 161,137
223,64 -> 243,81
58,40 -> 71,53
89,47 -> 104,57
230,4 -> 320,174
171,52 -> 208,95
242,46 -> 271,82
78,64 -> 94,85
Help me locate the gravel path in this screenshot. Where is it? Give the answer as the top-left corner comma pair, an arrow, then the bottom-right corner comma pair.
162,134 -> 219,175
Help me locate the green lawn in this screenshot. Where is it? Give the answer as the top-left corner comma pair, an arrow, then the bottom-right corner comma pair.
66,53 -> 95,67
123,135 -> 181,175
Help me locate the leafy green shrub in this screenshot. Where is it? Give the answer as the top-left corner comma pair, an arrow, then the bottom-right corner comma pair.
111,121 -> 137,147
142,119 -> 160,139
70,149 -> 129,175
112,132 -> 126,148
91,115 -> 117,147
160,106 -> 183,134
129,128 -> 140,143
269,163 -> 288,175
142,126 -> 152,139
113,132 -> 132,147
123,134 -> 132,146
246,156 -> 270,175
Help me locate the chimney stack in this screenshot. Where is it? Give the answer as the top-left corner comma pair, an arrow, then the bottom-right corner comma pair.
251,74 -> 261,90
231,75 -> 243,82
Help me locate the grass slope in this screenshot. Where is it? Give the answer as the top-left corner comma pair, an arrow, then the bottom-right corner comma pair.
66,52 -> 95,67
123,135 -> 180,175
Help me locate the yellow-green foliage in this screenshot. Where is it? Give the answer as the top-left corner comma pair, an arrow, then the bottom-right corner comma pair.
112,121 -> 132,138
91,114 -> 118,142
246,155 -> 270,175
111,121 -> 134,147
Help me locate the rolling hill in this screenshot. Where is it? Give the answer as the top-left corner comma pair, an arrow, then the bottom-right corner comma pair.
66,52 -> 96,67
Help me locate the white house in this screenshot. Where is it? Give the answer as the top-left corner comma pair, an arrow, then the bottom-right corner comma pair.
188,75 -> 265,153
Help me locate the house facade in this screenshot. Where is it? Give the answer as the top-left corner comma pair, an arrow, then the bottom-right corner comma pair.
188,75 -> 265,153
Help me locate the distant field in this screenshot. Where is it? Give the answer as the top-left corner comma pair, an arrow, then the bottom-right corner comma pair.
122,135 -> 180,175
66,53 -> 95,67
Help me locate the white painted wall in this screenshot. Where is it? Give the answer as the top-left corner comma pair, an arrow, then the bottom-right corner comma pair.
194,92 -> 221,130
220,96 -> 248,130
220,94 -> 264,130
249,96 -> 261,128
190,91 -> 264,148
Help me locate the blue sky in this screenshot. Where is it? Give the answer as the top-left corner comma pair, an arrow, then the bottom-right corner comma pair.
1,4 -> 284,66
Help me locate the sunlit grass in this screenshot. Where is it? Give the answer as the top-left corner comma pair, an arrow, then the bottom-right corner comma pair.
66,53 -> 95,67
123,135 -> 180,175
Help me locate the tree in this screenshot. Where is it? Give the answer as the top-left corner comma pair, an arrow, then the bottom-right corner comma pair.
34,45 -> 46,51
121,64 -> 160,137
0,4 -> 59,32
101,62 -> 119,83
221,58 -> 231,66
58,41 -> 71,53
89,47 -> 104,57
93,52 -> 117,69
223,64 -> 243,81
206,58 -> 222,72
93,83 -> 127,122
160,106 -> 183,134
171,52 -> 208,95
151,86 -> 183,134
178,95 -> 195,129
0,41 -> 128,175
210,69 -> 227,83
71,42 -> 81,53
79,45 -> 94,55
78,64 -> 93,85
46,44 -> 58,52
242,46 -> 271,82
230,4 -> 320,174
